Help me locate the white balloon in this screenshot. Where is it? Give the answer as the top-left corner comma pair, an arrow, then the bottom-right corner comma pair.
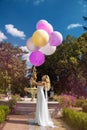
39,43 -> 56,55
26,37 -> 38,51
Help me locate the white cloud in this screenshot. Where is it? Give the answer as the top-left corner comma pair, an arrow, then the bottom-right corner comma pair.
67,23 -> 83,30
20,46 -> 29,52
22,53 -> 30,61
22,52 -> 32,68
20,46 -> 32,68
5,24 -> 26,39
0,31 -> 7,42
33,0 -> 45,5
26,60 -> 32,69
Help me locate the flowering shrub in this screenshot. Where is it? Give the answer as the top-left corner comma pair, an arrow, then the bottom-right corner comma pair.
57,94 -> 76,108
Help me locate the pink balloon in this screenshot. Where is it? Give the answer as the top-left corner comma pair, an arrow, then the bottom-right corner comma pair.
49,31 -> 63,46
29,51 -> 45,66
26,37 -> 38,51
36,20 -> 53,34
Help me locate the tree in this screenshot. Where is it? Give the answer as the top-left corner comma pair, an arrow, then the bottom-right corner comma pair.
0,42 -> 28,95
37,33 -> 87,97
83,16 -> 87,31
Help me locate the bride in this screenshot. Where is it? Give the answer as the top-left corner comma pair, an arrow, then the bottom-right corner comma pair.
32,75 -> 54,127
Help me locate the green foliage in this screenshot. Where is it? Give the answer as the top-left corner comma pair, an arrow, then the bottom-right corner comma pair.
0,42 -> 28,95
8,99 -> 16,112
63,108 -> 87,130
0,88 -> 7,94
52,95 -> 59,101
12,94 -> 21,101
74,99 -> 87,107
0,105 -> 10,117
0,105 -> 10,123
0,94 -> 5,99
37,33 -> 87,97
82,102 -> 87,113
0,109 -> 5,123
0,33 -> 87,97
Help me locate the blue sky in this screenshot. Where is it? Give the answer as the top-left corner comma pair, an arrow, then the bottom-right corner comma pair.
0,0 -> 87,47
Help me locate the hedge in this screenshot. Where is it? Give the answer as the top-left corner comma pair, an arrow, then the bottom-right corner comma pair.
0,105 -> 10,124
63,108 -> 87,130
0,105 -> 10,117
0,109 -> 5,123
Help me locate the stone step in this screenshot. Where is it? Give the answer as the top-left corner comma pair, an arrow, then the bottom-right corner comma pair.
16,101 -> 59,108
14,101 -> 59,115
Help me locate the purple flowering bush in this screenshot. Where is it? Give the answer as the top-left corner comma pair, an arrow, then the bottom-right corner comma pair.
54,94 -> 76,108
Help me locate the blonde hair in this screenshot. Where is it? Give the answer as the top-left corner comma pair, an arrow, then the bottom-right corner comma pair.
43,75 -> 51,91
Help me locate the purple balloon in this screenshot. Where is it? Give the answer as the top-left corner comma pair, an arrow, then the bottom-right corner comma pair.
36,20 -> 53,35
29,51 -> 45,66
49,31 -> 63,46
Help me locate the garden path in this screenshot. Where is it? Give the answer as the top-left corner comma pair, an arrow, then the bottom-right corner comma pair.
1,113 -> 73,130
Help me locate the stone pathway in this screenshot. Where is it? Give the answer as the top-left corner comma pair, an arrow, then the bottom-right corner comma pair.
1,113 -> 73,130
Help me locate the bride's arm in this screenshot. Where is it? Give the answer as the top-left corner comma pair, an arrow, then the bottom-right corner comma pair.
37,81 -> 45,86
32,80 -> 45,86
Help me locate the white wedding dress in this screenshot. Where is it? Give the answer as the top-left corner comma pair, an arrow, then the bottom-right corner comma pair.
34,86 -> 54,127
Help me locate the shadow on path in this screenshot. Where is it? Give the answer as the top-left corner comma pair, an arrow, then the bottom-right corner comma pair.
7,119 -> 28,125
2,114 -> 73,130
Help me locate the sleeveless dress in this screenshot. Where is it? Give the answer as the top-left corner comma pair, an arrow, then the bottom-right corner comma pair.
34,86 -> 54,127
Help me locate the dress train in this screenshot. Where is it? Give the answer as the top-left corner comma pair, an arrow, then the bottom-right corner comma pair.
28,86 -> 54,127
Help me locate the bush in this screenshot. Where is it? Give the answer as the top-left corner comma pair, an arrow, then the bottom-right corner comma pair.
54,94 -> 76,108
63,108 -> 87,130
52,95 -> 58,101
12,94 -> 21,101
0,98 -> 17,113
0,94 -> 6,99
0,105 -> 10,117
82,103 -> 87,113
74,99 -> 86,107
0,109 -> 5,123
8,99 -> 16,112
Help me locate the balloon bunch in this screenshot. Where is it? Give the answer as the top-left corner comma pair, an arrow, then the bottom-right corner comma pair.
26,20 -> 63,67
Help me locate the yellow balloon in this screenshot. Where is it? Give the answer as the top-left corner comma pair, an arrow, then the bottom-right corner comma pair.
32,29 -> 49,48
